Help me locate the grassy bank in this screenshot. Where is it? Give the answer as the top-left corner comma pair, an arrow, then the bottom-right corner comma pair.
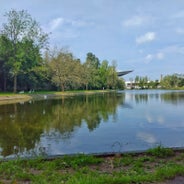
0,90 -> 113,105
0,147 -> 184,183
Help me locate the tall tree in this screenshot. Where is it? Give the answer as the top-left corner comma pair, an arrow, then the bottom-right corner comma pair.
49,49 -> 81,91
16,39 -> 43,90
0,35 -> 12,91
84,52 -> 100,89
107,61 -> 118,89
0,9 -> 48,92
99,60 -> 109,89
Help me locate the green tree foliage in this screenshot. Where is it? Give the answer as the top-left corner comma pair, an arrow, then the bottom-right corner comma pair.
148,80 -> 160,89
83,55 -> 124,90
84,52 -> 101,89
160,74 -> 184,89
99,60 -> 109,88
116,78 -> 125,89
139,76 -> 148,89
49,49 -> 82,91
107,61 -> 118,89
0,35 -> 13,91
48,50 -> 124,91
0,9 -> 48,92
0,9 -> 125,92
134,76 -> 159,89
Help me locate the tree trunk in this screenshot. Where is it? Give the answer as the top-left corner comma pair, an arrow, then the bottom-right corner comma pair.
3,74 -> 7,92
61,83 -> 65,92
13,75 -> 17,93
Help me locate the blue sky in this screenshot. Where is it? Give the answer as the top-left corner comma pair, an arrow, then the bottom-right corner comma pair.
0,0 -> 184,80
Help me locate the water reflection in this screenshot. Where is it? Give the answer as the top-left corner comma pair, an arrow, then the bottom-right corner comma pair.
0,90 -> 184,158
160,91 -> 184,105
125,90 -> 184,105
124,90 -> 161,104
0,101 -> 50,157
0,93 -> 124,157
137,132 -> 157,144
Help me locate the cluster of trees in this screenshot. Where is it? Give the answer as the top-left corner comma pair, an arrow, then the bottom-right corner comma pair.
160,74 -> 184,89
47,51 -> 125,91
0,9 -> 124,92
132,74 -> 184,89
133,76 -> 160,89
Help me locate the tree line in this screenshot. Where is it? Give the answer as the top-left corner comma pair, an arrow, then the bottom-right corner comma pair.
160,74 -> 184,89
0,9 -> 124,92
131,74 -> 184,89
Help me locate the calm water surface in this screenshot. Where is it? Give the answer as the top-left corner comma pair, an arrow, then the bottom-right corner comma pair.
0,90 -> 184,158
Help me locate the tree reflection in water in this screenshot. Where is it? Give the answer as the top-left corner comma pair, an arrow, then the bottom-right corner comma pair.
1,90 -> 183,158
0,93 -> 124,157
127,90 -> 184,105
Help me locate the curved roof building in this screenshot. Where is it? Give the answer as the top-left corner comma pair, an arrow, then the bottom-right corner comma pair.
117,70 -> 133,77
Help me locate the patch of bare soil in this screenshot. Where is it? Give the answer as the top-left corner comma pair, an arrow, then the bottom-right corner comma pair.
157,176 -> 184,184
0,95 -> 31,105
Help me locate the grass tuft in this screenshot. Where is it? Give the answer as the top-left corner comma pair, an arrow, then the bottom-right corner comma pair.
147,145 -> 174,158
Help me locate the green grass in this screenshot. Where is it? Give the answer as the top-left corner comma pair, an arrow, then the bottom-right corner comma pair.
147,145 -> 174,158
0,148 -> 183,183
0,90 -> 113,98
0,90 -> 114,105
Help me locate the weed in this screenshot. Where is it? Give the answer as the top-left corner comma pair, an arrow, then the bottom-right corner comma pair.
175,152 -> 184,161
133,160 -> 144,169
137,155 -> 154,162
120,154 -> 134,166
62,154 -> 103,168
154,164 -> 184,181
147,145 -> 174,158
113,157 -> 121,168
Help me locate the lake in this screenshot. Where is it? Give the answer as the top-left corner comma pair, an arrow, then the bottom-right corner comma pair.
0,90 -> 184,159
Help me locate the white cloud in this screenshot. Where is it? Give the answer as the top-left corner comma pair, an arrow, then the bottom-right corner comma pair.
144,54 -> 153,64
136,32 -> 156,44
146,114 -> 153,123
137,132 -> 156,144
48,17 -> 93,32
145,54 -> 153,61
156,52 -> 164,60
70,19 -> 94,27
122,16 -> 146,27
144,52 -> 164,63
157,116 -> 165,124
49,17 -> 64,31
46,17 -> 94,40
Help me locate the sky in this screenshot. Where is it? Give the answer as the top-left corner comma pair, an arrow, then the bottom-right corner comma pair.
0,0 -> 184,81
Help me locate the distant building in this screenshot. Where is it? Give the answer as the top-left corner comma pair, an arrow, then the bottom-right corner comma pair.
125,80 -> 161,89
125,81 -> 138,89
